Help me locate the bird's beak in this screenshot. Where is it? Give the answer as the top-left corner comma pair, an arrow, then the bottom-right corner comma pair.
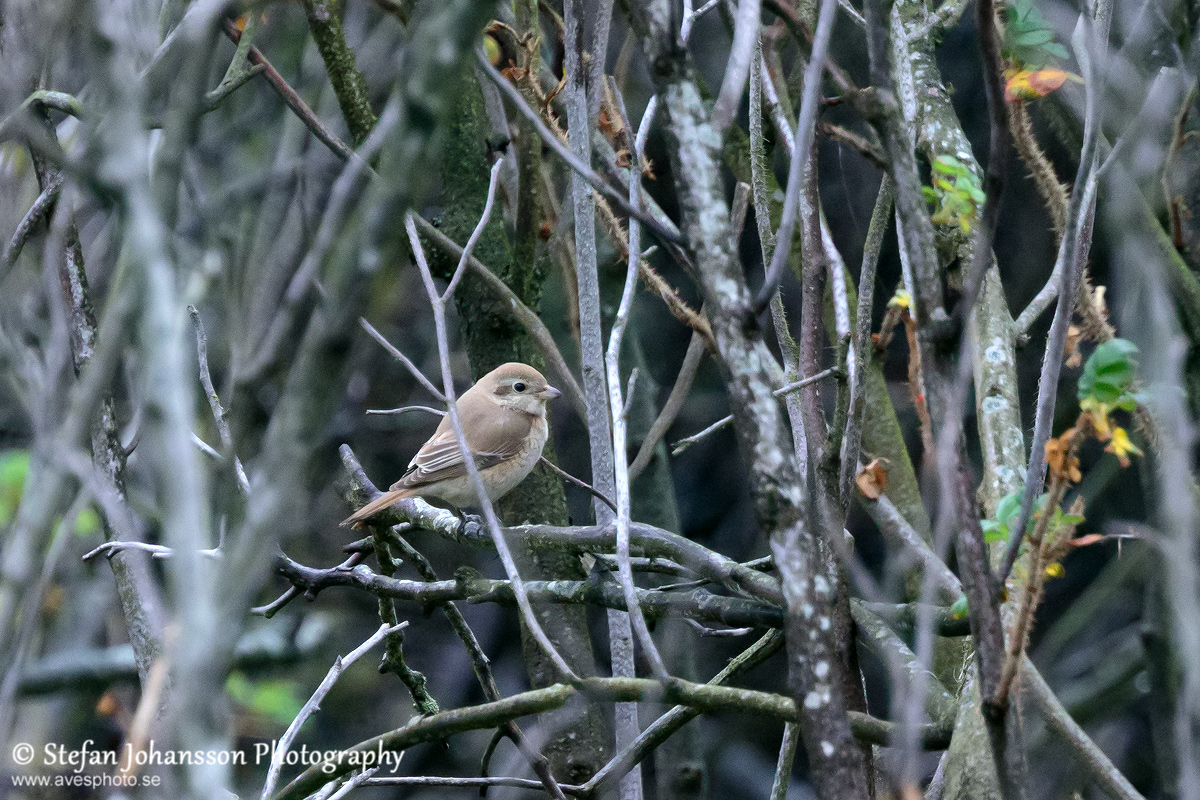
540,385 -> 562,399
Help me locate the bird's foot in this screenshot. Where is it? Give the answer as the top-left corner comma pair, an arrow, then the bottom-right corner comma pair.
455,511 -> 485,541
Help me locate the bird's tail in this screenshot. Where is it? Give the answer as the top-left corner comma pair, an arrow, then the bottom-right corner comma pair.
340,487 -> 414,528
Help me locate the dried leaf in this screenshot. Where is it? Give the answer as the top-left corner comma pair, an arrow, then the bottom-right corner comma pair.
855,458 -> 889,500
1064,324 -> 1083,368
1045,428 -> 1081,483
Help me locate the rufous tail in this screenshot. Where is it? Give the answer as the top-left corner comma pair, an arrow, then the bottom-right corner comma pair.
341,487 -> 413,528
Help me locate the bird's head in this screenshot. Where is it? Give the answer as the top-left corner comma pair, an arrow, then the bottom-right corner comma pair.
481,362 -> 561,415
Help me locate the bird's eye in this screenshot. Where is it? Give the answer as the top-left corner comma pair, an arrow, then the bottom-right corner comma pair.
513,382 -> 527,393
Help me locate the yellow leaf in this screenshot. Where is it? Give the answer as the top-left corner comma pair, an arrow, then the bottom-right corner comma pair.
1105,426 -> 1143,468
483,33 -> 503,66
1044,562 -> 1064,578
888,290 -> 912,310
1080,397 -> 1112,440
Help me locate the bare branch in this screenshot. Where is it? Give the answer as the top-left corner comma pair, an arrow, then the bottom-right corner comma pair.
365,405 -> 446,417
2,172 -> 62,272
671,367 -> 839,455
539,456 -> 617,512
261,622 -> 408,800
711,0 -> 762,138
188,306 -> 249,495
358,318 -> 447,402
753,0 -> 838,310
839,178 -> 893,501
628,332 -> 706,480
443,158 -> 504,301
606,87 -> 670,681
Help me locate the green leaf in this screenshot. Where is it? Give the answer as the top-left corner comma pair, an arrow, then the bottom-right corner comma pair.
0,450 -> 30,488
994,492 -> 1022,524
950,595 -> 969,620
933,155 -> 972,178
1042,42 -> 1069,59
1014,29 -> 1055,46
226,672 -> 305,727
1078,339 -> 1139,402
0,450 -> 30,527
74,507 -> 102,536
982,519 -> 1009,544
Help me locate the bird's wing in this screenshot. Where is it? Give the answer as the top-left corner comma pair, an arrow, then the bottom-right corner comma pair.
389,403 -> 533,491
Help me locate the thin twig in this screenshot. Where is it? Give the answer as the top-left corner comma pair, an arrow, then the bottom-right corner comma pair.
839,178 -> 893,501
2,173 -> 62,271
628,332 -> 706,480
358,318 -> 446,402
443,159 -> 504,301
222,19 -> 356,163
326,767 -> 381,800
260,622 -> 407,800
82,541 -> 221,561
539,456 -> 617,512
188,305 -> 250,494
753,0 -> 838,310
684,618 -> 757,637
474,49 -> 682,246
681,0 -> 722,40
366,405 -> 446,417
671,367 -> 839,454
606,87 -> 670,681
769,723 -> 801,800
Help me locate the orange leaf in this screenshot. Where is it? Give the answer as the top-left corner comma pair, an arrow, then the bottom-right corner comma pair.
1027,69 -> 1071,94
1068,533 -> 1106,548
1005,69 -> 1080,102
855,458 -> 889,500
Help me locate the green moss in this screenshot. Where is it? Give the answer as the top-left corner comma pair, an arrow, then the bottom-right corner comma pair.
300,0 -> 377,146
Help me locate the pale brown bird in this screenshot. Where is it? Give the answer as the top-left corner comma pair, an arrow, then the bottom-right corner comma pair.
343,363 -> 560,526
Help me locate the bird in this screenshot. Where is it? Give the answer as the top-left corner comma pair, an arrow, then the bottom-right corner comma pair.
343,362 -> 561,527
